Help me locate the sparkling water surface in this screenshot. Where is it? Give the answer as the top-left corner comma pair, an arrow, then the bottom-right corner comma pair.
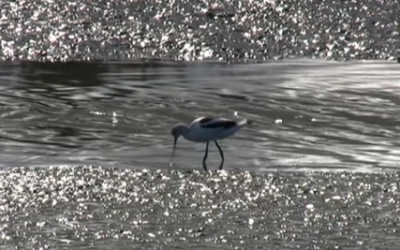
1,0 -> 399,248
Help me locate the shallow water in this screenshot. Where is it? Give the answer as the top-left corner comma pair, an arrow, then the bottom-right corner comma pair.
0,59 -> 399,172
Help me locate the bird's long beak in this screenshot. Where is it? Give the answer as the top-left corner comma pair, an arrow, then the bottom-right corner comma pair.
169,137 -> 178,166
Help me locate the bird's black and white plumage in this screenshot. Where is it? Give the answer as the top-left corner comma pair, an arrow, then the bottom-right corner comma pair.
198,117 -> 238,130
170,116 -> 250,171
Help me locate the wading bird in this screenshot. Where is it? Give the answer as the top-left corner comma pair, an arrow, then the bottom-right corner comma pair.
170,116 -> 250,171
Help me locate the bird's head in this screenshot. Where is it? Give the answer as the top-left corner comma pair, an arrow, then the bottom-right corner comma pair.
171,124 -> 189,144
169,124 -> 189,166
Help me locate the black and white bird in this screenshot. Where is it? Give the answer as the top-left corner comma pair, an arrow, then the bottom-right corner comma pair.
170,116 -> 250,171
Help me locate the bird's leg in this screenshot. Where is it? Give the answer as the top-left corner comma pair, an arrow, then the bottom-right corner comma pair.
202,141 -> 209,171
214,140 -> 224,170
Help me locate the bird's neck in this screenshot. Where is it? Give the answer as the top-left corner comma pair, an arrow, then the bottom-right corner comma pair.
181,126 -> 192,140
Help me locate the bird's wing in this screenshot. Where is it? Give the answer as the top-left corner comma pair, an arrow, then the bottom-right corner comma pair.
199,118 -> 238,130
197,116 -> 215,125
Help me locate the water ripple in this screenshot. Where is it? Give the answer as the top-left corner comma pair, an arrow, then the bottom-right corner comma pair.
0,60 -> 399,171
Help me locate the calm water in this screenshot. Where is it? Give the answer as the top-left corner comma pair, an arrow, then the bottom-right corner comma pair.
0,59 -> 399,172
